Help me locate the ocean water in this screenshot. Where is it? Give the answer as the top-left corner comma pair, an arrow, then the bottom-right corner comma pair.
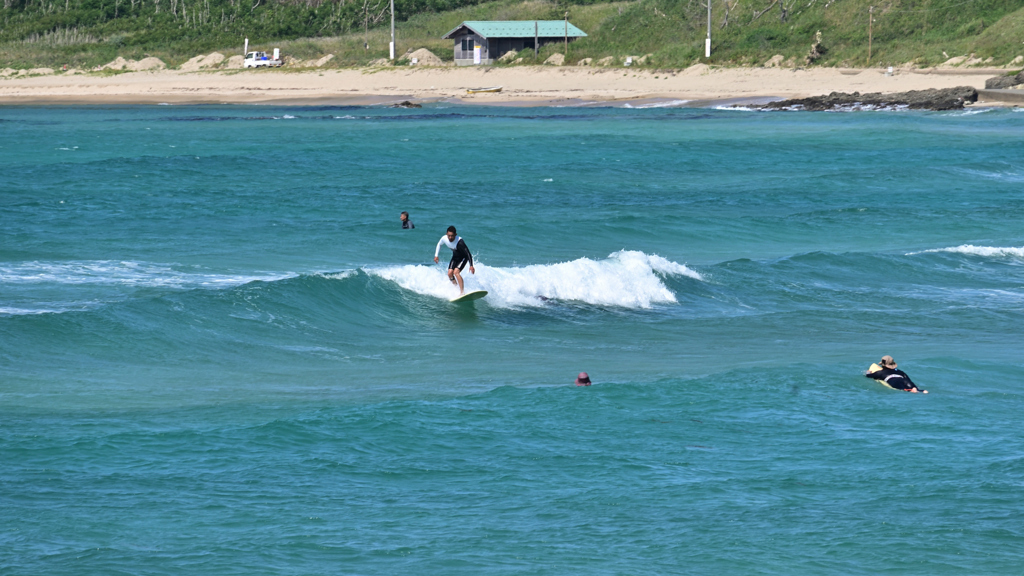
2,104 -> 1023,574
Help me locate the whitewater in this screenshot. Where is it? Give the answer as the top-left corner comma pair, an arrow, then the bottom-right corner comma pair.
2,104 -> 1023,575
368,250 -> 702,308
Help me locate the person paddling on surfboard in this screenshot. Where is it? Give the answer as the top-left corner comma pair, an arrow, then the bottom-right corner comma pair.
434,226 -> 475,295
866,355 -> 927,393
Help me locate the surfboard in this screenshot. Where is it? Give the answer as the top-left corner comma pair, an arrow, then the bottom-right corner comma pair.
450,290 -> 487,303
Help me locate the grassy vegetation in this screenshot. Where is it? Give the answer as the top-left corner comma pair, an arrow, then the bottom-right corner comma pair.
281,0 -> 628,65
0,0 -> 494,68
2,0 -> 1024,69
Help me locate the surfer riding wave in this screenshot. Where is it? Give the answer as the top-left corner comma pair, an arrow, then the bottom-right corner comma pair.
434,226 -> 475,295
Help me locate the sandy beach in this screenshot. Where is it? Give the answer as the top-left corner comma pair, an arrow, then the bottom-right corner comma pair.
0,65 -> 1018,106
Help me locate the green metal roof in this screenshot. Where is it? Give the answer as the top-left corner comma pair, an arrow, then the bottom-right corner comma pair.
442,20 -> 587,40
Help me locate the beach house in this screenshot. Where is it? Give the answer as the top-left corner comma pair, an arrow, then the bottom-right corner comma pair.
442,20 -> 588,66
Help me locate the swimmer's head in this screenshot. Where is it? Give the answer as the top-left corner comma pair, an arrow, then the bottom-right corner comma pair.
575,372 -> 591,386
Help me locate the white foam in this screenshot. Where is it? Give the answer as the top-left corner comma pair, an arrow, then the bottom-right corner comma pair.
0,306 -> 67,316
367,250 -> 701,309
910,245 -> 1024,258
949,167 -> 1024,183
830,103 -> 911,112
947,108 -> 993,116
0,261 -> 295,288
624,99 -> 691,109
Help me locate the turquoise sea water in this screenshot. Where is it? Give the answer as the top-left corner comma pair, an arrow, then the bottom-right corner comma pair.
2,104 -> 1024,574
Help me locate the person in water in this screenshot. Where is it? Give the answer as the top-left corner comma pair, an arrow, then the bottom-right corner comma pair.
866,355 -> 927,394
400,211 -> 414,229
575,372 -> 592,386
433,225 -> 475,294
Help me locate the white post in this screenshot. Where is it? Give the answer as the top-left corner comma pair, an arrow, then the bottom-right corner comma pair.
705,0 -> 711,58
244,37 -> 248,56
389,0 -> 395,60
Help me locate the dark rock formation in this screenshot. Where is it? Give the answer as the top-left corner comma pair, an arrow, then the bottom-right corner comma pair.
984,70 -> 1024,90
755,86 -> 978,111
391,100 -> 422,108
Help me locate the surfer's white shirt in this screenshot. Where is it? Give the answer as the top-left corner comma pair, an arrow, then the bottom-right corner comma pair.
434,235 -> 462,258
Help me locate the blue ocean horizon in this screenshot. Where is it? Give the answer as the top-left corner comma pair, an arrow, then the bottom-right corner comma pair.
2,104 -> 1023,574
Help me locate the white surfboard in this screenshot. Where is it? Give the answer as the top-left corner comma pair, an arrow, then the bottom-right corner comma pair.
450,290 -> 487,303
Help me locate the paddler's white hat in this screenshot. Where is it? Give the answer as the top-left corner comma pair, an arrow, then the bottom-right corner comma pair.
880,355 -> 897,368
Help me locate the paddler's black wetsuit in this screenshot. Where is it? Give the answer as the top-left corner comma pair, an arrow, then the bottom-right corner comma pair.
866,367 -> 919,391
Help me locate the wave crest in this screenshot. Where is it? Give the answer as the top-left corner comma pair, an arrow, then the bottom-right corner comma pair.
367,251 -> 701,309
0,261 -> 295,288
911,245 -> 1024,258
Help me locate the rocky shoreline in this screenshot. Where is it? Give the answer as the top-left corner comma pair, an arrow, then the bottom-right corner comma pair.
755,86 -> 979,111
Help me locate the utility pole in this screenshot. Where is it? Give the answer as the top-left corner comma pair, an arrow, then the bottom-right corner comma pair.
389,0 -> 395,60
705,0 -> 711,58
564,11 -> 568,58
867,6 -> 873,66
534,20 -> 538,58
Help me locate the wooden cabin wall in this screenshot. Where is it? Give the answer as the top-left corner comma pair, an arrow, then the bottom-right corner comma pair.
452,34 -> 581,64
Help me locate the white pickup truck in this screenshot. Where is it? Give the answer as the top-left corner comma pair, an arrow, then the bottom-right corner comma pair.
243,51 -> 282,68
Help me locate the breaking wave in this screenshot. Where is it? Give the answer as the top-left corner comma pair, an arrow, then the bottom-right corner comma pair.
366,250 -> 702,309
0,260 -> 296,288
909,245 -> 1024,259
